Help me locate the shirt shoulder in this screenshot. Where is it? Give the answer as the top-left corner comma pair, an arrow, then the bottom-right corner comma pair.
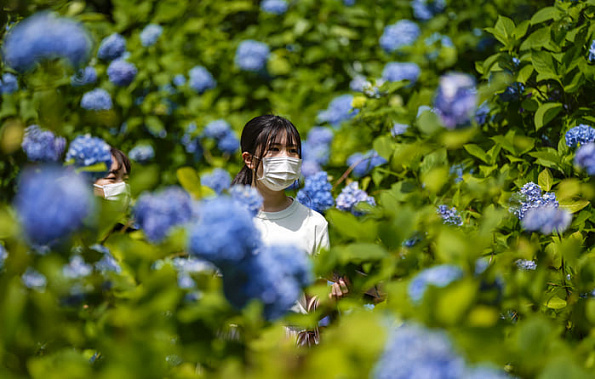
294,200 -> 328,228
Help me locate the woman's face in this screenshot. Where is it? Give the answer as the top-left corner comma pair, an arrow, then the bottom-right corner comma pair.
93,154 -> 128,197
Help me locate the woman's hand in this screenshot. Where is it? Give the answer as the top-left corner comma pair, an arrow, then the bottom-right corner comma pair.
329,276 -> 350,300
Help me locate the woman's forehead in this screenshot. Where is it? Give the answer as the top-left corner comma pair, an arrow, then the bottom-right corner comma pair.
267,130 -> 297,145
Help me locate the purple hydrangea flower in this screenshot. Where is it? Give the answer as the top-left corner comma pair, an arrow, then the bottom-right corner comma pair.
437,205 -> 463,226
128,144 -> 155,163
140,24 -> 163,47
297,171 -> 335,213
21,125 -> 66,162
382,62 -> 421,86
107,60 -> 137,86
14,166 -> 94,246
336,182 -> 375,215
229,185 -> 263,216
575,142 -> 595,175
202,168 -> 232,194
408,264 -> 464,303
0,73 -> 19,94
235,40 -> 270,72
2,12 -> 92,72
65,134 -> 112,178
511,182 -> 559,220
261,0 -> 288,15
81,88 -> 113,110
97,33 -> 126,61
433,72 -> 477,129
188,65 -> 216,93
522,206 -> 572,234
347,150 -> 387,178
565,124 -> 595,147
379,20 -> 421,53
317,94 -> 359,127
134,186 -> 194,243
71,66 -> 97,86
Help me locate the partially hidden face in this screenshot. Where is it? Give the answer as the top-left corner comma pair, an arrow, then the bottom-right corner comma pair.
93,154 -> 130,201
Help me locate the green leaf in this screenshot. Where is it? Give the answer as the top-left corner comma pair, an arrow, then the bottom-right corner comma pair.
538,168 -> 554,191
534,103 -> 563,130
559,199 -> 590,213
464,144 -> 489,163
176,167 -> 204,198
531,7 -> 558,25
532,50 -> 557,77
545,296 -> 567,310
334,243 -> 387,264
517,65 -> 534,83
373,136 -> 396,161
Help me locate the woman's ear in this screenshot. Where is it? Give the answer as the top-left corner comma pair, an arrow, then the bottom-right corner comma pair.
242,152 -> 255,169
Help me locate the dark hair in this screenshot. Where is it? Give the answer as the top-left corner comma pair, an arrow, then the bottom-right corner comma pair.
111,147 -> 131,176
231,115 -> 302,186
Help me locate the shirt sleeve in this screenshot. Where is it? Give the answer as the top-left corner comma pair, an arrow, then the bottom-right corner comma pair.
313,220 -> 330,256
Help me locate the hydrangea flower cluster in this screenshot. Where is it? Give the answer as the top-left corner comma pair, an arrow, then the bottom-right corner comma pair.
229,185 -> 263,216
475,101 -> 490,125
411,0 -> 446,21
0,244 -> 8,270
2,12 -> 92,72
223,244 -> 313,320
391,123 -> 409,136
589,40 -> 595,62
133,186 -> 194,243
65,134 -> 112,178
188,66 -> 217,93
22,267 -> 47,291
575,143 -> 595,175
14,166 -> 94,246
515,259 -> 537,271
317,94 -> 359,127
202,168 -> 232,194
379,20 -> 421,53
173,74 -> 186,86
260,0 -> 288,15
97,33 -> 126,61
336,182 -> 376,215
21,125 -> 66,162
71,66 -> 97,86
499,82 -> 524,102
202,119 -> 240,154
128,144 -> 155,163
433,72 -> 477,129
381,62 -> 421,86
350,75 -> 369,92
346,150 -> 387,178
408,264 -> 464,303
63,255 -> 93,279
521,206 -> 572,234
301,127 -> 334,176
297,171 -> 335,213
181,122 -> 204,161
140,24 -> 163,47
511,182 -> 559,220
107,60 -> 138,86
235,40 -> 270,72
437,205 -> 463,226
0,73 -> 19,94
81,88 -> 113,111
92,244 -> 122,274
565,124 -> 595,147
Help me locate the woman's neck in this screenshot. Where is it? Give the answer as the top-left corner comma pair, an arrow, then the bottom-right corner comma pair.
257,185 -> 292,212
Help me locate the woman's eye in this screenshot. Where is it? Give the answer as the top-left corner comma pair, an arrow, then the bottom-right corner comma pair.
270,147 -> 280,151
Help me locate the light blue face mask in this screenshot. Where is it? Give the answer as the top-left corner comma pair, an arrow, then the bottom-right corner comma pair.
256,156 -> 302,191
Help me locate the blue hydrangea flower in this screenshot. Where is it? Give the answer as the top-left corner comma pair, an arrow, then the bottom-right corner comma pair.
63,255 -> 92,279
411,0 -> 446,21
408,264 -> 464,303
347,150 -> 387,178
0,73 -> 19,94
302,141 -> 330,167
202,168 -> 232,194
81,88 -> 113,111
589,40 -> 595,62
336,182 -> 376,215
21,125 -> 66,162
22,267 -> 47,291
134,186 -> 194,243
450,164 -> 464,183
140,24 -> 163,47
350,75 -> 370,92
218,132 -> 240,154
391,123 -> 409,136
373,323 -> 466,379
222,243 -> 313,320
128,144 -> 155,163
499,82 -> 524,102
565,124 -> 595,147
522,206 -> 572,234
97,33 -> 126,61
379,20 -> 421,53
14,166 -> 94,246
515,259 -> 537,271
203,119 -> 231,139
172,256 -> 215,273
297,171 -> 335,213
433,73 -> 477,129
2,12 -> 92,72
475,101 -> 490,125
382,62 -> 421,86
307,127 -> 334,146
188,196 -> 261,269
107,60 -> 137,86
437,205 -> 463,226
65,134 -> 112,177
96,252 -> 121,274
0,244 -> 8,270
177,273 -> 196,289
188,65 -> 216,93
261,0 -> 288,15
317,94 -> 359,127
229,185 -> 263,216
301,160 -> 322,177
173,74 -> 186,86
235,40 -> 270,72
181,123 -> 203,161
575,142 -> 595,175
71,66 -> 97,86
511,182 -> 560,220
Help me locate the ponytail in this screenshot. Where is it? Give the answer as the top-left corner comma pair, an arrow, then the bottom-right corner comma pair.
231,165 -> 253,186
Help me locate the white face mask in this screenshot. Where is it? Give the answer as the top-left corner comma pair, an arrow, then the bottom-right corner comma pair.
94,182 -> 130,202
256,156 -> 302,191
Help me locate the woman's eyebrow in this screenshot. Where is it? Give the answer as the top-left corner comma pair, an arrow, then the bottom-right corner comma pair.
269,142 -> 297,147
